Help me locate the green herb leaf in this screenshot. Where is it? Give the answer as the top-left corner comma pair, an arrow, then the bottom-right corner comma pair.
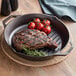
22,45 -> 48,56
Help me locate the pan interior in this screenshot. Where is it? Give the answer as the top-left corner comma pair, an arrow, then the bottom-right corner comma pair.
9,24 -> 62,56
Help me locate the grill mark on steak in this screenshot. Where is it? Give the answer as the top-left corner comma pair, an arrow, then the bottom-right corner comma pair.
12,29 -> 58,51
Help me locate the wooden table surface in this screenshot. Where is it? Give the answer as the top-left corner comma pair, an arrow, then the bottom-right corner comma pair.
0,0 -> 76,76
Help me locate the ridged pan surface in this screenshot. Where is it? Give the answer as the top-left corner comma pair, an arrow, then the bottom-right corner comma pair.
8,24 -> 62,60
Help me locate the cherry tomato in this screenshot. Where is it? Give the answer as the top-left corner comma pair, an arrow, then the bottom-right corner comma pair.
42,19 -> 51,26
42,25 -> 51,34
34,18 -> 41,24
36,22 -> 44,30
28,22 -> 36,29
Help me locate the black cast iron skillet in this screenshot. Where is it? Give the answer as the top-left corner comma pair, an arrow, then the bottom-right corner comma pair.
3,14 -> 73,61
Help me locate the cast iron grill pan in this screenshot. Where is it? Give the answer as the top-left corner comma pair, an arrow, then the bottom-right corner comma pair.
3,14 -> 73,61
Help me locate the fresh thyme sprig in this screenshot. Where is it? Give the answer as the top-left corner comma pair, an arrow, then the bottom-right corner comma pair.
22,45 -> 48,56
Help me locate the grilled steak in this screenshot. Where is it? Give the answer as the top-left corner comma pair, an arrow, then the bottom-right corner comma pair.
12,29 -> 58,51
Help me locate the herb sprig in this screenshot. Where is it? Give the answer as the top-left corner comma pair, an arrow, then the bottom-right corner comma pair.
22,45 -> 48,56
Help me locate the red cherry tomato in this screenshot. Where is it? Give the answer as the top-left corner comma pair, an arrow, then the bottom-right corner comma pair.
42,25 -> 51,34
28,22 -> 36,29
42,19 -> 51,26
36,22 -> 44,30
34,18 -> 40,23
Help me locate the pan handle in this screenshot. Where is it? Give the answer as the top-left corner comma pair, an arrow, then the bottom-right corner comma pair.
3,15 -> 21,28
52,39 -> 74,56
